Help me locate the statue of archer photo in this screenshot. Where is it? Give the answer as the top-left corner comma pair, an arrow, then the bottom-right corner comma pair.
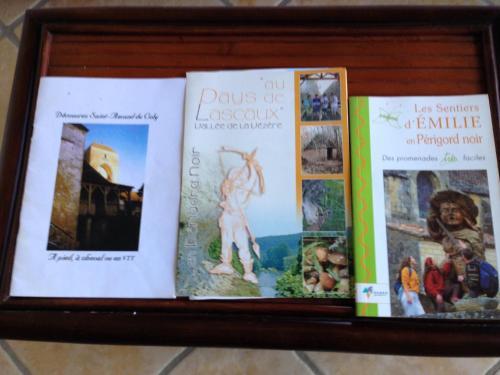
210,146 -> 265,284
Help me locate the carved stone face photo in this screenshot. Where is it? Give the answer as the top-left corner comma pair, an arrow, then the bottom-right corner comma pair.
383,169 -> 497,317
439,202 -> 465,227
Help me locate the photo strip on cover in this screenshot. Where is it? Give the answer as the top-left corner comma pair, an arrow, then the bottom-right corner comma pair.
296,70 -> 352,298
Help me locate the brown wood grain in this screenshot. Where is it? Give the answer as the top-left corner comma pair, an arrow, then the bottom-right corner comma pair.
49,40 -> 480,57
0,6 -> 499,353
49,55 -> 482,69
46,66 -> 484,82
43,25 -> 486,98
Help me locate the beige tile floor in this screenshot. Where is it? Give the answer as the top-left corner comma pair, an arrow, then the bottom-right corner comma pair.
2,0 -> 500,374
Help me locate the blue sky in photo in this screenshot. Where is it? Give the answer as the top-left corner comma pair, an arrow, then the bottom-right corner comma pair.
83,123 -> 149,190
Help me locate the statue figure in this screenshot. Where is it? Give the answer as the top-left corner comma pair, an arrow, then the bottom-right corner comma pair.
210,147 -> 265,284
427,190 -> 484,282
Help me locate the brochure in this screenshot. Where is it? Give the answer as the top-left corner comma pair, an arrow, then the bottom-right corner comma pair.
176,68 -> 352,298
351,95 -> 500,318
10,77 -> 185,298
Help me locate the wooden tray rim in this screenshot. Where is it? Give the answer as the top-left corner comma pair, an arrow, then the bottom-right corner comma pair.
1,6 -> 500,354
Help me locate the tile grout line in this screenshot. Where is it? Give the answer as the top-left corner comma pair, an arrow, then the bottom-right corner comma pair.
0,19 -> 19,47
9,0 -> 49,28
33,0 -> 51,9
1,0 -> 50,47
294,351 -> 327,375
157,347 -> 196,375
9,16 -> 24,32
485,359 -> 500,375
3,31 -> 19,47
1,14 -> 20,47
0,341 -> 32,375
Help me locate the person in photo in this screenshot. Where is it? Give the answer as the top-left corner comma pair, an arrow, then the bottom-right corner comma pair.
441,256 -> 462,303
321,93 -> 330,120
398,256 -> 425,316
423,257 -> 445,312
330,92 -> 339,119
312,94 -> 321,121
459,248 -> 499,298
302,94 -> 313,121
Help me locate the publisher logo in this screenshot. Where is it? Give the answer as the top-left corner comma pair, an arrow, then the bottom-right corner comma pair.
356,283 -> 389,303
361,286 -> 388,299
362,286 -> 373,299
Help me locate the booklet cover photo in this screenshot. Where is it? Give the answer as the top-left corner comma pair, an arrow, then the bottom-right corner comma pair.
351,95 -> 500,318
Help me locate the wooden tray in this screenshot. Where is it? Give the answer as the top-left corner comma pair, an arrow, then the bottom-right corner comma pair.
1,6 -> 500,355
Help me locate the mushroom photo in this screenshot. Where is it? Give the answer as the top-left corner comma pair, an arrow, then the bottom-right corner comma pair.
302,236 -> 350,296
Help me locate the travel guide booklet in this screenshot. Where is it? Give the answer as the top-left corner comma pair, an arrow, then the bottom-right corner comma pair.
176,68 -> 352,298
351,94 -> 500,318
10,77 -> 185,298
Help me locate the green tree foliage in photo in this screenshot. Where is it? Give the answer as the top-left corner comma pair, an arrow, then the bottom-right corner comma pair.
207,236 -> 244,275
275,269 -> 305,297
275,238 -> 307,297
260,243 -> 290,271
208,234 -> 301,275
322,180 -> 345,231
302,180 -> 345,232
